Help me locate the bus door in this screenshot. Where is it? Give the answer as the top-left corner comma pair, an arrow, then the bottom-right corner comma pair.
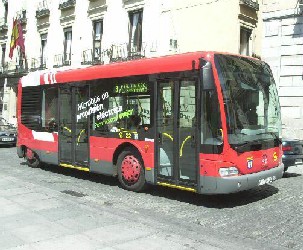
59,85 -> 89,167
156,79 -> 198,186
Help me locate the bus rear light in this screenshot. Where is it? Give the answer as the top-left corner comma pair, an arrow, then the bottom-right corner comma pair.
219,167 -> 239,177
282,146 -> 292,152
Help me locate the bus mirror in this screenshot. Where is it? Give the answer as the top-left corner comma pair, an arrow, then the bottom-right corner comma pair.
200,59 -> 215,91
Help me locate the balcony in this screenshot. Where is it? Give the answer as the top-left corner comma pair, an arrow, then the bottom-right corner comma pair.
81,49 -> 104,65
0,59 -> 28,75
15,58 -> 28,74
53,54 -> 71,68
16,10 -> 27,24
81,44 -> 145,65
59,0 -> 76,10
0,63 -> 7,74
0,18 -> 8,33
239,0 -> 259,11
109,43 -> 145,63
30,57 -> 47,71
36,0 -> 50,18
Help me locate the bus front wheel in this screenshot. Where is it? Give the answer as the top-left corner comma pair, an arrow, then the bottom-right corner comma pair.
117,148 -> 146,192
26,148 -> 40,168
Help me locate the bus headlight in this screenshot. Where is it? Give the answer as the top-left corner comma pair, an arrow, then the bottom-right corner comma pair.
219,167 -> 239,177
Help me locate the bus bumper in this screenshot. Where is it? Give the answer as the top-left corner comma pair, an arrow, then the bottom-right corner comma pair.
200,164 -> 284,194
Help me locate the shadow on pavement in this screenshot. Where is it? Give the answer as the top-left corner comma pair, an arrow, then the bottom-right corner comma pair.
146,185 -> 279,209
20,161 -> 279,209
37,163 -> 120,187
282,172 -> 302,178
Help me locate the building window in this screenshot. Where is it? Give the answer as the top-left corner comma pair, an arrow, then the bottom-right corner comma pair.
128,9 -> 143,56
93,20 -> 103,62
1,46 -> 5,67
4,3 -> 8,24
240,28 -> 251,56
41,33 -> 47,68
64,27 -> 72,65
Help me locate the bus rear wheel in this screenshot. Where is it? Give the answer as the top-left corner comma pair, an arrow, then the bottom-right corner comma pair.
26,148 -> 40,168
117,149 -> 146,192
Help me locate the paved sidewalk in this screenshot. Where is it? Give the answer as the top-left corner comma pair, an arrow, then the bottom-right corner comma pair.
0,170 -> 234,250
0,148 -> 287,250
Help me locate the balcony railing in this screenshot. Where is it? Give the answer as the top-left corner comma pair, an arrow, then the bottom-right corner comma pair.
0,58 -> 28,75
53,54 -> 71,68
110,43 -> 145,62
128,44 -> 146,60
59,0 -> 76,10
240,0 -> 259,11
36,0 -> 50,18
16,58 -> 28,73
81,43 -> 145,65
81,49 -> 104,65
30,57 -> 47,71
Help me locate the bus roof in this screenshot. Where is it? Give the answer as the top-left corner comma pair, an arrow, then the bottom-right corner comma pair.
20,51 -> 246,87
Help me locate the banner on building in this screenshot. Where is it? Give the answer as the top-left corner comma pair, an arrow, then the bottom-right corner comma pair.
9,18 -> 25,59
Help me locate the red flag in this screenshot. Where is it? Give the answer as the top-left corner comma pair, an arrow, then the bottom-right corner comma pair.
17,19 -> 25,55
9,18 -> 25,59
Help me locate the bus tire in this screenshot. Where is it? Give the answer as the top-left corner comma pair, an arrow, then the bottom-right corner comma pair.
117,148 -> 146,192
26,148 -> 40,168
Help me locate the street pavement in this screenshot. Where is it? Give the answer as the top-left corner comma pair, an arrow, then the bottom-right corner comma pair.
0,146 -> 302,250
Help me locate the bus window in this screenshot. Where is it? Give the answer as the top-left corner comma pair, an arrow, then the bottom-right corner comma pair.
179,82 -> 195,128
201,90 -> 223,154
123,95 -> 151,130
215,54 -> 281,152
21,86 -> 42,131
91,79 -> 151,134
41,86 -> 58,132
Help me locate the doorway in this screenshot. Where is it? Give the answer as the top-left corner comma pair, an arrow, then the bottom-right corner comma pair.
156,79 -> 198,185
59,85 -> 89,167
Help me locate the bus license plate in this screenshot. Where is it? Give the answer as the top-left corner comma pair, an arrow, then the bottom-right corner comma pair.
2,138 -> 14,142
258,176 -> 276,186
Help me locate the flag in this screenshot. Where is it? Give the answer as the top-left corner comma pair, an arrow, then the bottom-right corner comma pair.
17,19 -> 25,55
9,18 -> 25,59
9,18 -> 17,58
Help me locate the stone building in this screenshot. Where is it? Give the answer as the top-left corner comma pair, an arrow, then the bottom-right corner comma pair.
0,0 -> 262,125
262,0 -> 303,139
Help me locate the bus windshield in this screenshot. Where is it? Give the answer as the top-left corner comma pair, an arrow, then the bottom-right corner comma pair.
215,54 -> 281,152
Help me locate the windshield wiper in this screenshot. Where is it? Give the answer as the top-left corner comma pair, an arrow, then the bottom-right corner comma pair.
255,131 -> 282,144
234,139 -> 263,153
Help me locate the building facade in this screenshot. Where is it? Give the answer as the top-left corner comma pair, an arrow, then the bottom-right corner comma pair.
0,0 -> 262,125
263,0 -> 303,139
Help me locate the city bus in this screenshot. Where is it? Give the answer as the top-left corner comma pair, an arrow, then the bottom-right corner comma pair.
17,51 -> 284,194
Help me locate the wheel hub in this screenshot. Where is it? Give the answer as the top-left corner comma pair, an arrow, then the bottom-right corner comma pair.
121,155 -> 141,183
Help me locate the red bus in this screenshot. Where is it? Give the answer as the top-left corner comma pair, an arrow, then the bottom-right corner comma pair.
17,51 -> 284,194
